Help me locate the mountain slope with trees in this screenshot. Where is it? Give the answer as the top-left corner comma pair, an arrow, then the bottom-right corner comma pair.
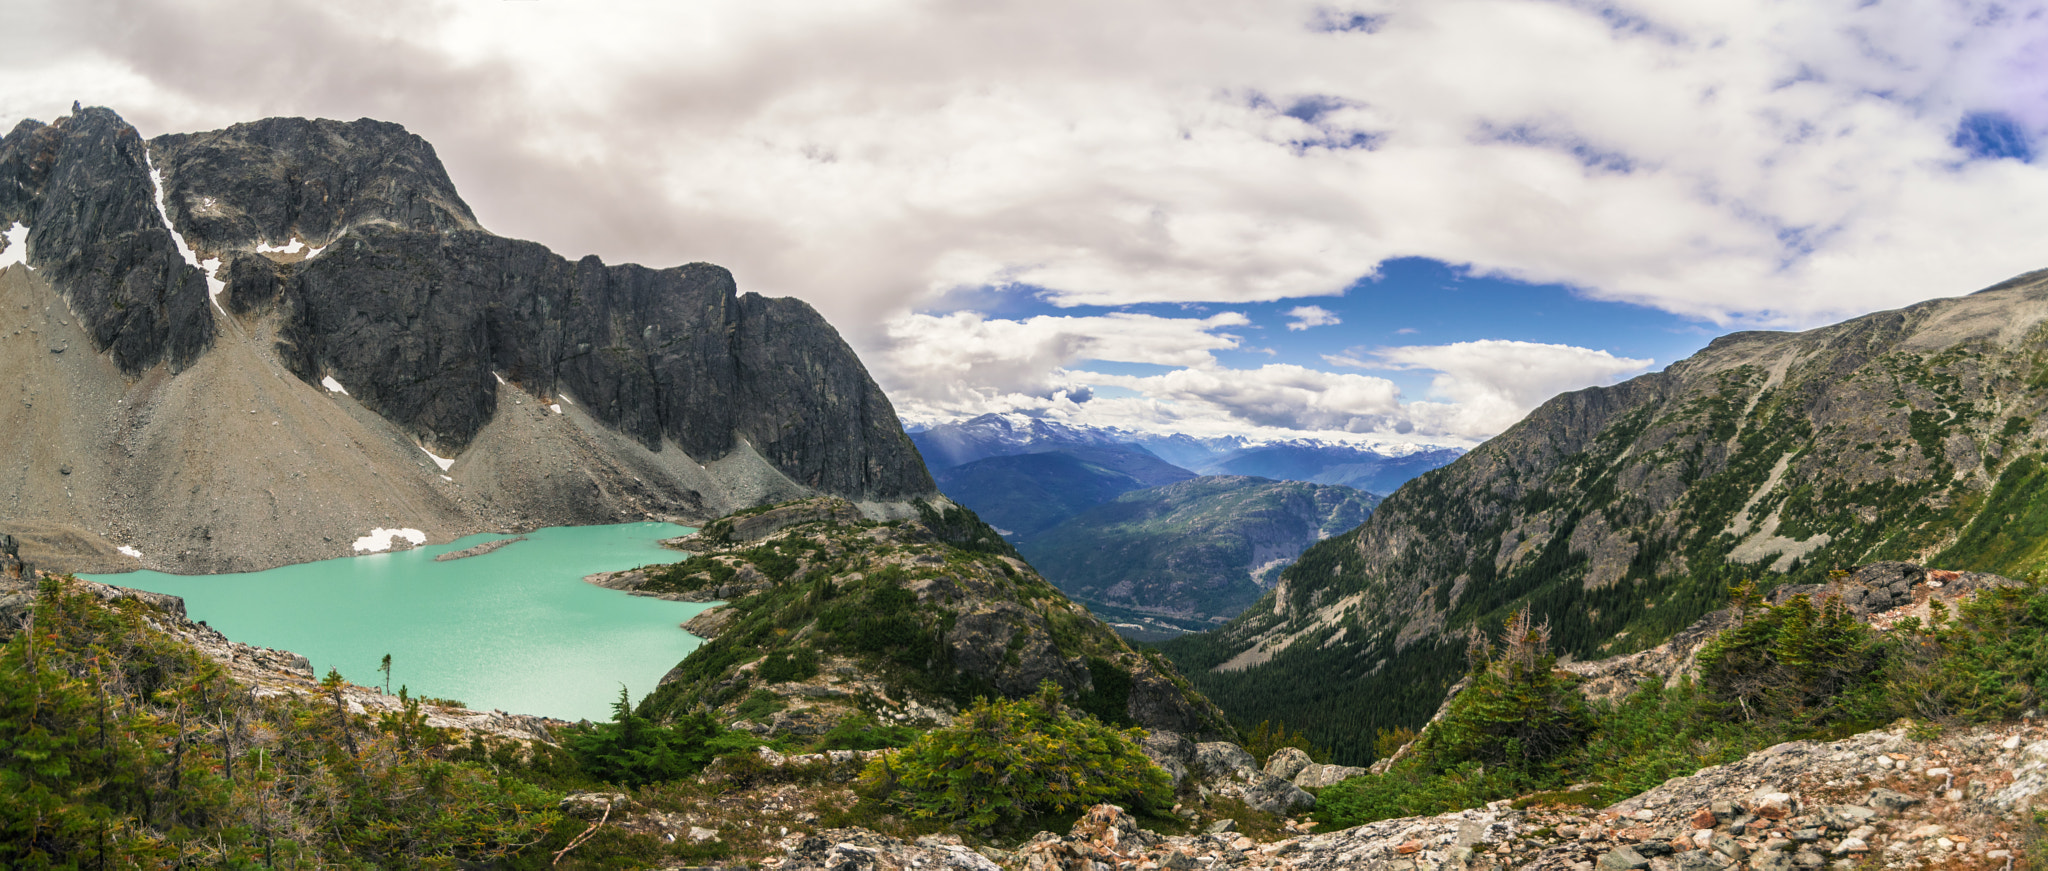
934,447 -> 1198,540
601,498 -> 1236,741
1165,270 -> 2048,763
1020,477 -> 1378,623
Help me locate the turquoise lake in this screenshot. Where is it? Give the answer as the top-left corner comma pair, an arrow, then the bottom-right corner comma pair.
86,522 -> 713,722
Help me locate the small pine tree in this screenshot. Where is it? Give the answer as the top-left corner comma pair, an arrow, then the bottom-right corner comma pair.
565,687 -> 720,786
1697,593 -> 1877,726
1420,607 -> 1590,771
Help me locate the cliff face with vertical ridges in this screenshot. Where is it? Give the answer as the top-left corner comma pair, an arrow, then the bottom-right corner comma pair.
0,107 -> 934,573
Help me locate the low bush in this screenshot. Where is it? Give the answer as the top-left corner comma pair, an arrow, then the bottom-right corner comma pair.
566,688 -> 724,787
857,682 -> 1170,833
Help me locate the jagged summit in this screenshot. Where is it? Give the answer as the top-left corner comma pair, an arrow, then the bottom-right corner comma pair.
0,107 -> 935,573
151,115 -> 485,248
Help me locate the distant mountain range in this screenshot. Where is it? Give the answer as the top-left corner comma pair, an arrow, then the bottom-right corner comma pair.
933,446 -> 1195,541
908,413 -> 1462,485
1020,476 -> 1378,623
909,414 -> 1456,628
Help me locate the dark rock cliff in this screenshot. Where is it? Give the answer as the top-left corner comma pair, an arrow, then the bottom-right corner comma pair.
0,107 -> 932,526
0,108 -> 215,373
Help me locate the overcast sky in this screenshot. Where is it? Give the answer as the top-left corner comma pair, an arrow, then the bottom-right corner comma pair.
9,0 -> 2048,446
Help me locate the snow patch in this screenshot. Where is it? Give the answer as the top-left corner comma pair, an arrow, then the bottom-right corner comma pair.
353,528 -> 427,553
549,403 -> 563,414
304,244 -> 326,259
420,446 -> 455,471
256,238 -> 305,254
557,393 -> 573,405
144,150 -> 228,314
1,222 -> 31,270
320,375 -> 348,394
117,545 -> 142,558
493,371 -> 508,385
440,475 -> 453,482
199,257 -> 226,308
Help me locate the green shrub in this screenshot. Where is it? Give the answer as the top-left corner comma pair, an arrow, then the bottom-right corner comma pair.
812,713 -> 921,752
566,688 -> 723,786
1419,608 -> 1591,772
758,647 -> 821,684
0,578 -> 562,869
1881,580 -> 2048,722
858,682 -> 1170,833
643,554 -> 736,593
1697,590 -> 1882,727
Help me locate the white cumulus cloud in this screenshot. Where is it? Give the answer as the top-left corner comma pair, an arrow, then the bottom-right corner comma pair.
1337,339 -> 1655,435
882,310 -> 1249,415
1285,305 -> 1341,331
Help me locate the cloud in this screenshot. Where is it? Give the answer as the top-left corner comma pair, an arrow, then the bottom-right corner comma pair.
11,0 -> 2048,442
1337,339 -> 1654,434
13,0 -> 2048,346
1285,305 -> 1341,330
881,310 -> 1248,412
887,324 -> 1649,444
1081,364 -> 1405,433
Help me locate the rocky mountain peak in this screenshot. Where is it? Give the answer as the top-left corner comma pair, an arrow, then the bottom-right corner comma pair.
149,115 -> 484,254
0,107 -> 935,572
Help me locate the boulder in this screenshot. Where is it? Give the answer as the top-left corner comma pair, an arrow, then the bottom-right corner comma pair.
1195,742 -> 1258,776
557,792 -> 630,819
1293,762 -> 1369,790
1264,747 -> 1312,781
1142,730 -> 1196,791
1194,741 -> 1315,815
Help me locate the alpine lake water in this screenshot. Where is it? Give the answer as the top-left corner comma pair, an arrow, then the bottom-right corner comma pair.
85,522 -> 715,723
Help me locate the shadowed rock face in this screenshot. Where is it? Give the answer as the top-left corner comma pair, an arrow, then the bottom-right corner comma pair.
0,107 -> 935,570
0,109 -> 215,373
150,116 -> 483,246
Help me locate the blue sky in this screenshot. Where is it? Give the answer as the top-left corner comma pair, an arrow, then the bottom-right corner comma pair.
12,0 -> 2048,445
966,257 -> 1720,409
